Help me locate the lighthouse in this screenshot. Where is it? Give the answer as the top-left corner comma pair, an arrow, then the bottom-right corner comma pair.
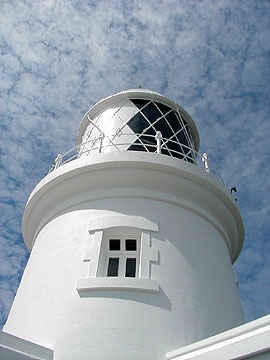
3,89 -> 245,359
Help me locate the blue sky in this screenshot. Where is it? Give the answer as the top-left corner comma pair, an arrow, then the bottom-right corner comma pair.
0,0 -> 269,329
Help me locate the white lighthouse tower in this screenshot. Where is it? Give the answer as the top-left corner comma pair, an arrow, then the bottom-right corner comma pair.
3,89 -> 245,359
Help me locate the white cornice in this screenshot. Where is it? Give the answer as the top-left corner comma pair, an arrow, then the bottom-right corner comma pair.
22,152 -> 244,262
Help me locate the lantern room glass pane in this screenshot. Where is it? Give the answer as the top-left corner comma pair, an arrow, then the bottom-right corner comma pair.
126,99 -> 196,162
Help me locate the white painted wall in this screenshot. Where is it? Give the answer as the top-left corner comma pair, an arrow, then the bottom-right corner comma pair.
4,152 -> 244,360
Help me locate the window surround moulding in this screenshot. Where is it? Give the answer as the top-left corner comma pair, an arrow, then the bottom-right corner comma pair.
76,214 -> 159,294
76,277 -> 159,293
88,214 -> 158,233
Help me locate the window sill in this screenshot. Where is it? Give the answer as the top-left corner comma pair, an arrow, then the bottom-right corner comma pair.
76,277 -> 159,293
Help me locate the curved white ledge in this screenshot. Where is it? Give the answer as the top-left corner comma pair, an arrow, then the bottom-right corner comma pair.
22,151 -> 244,263
76,277 -> 159,293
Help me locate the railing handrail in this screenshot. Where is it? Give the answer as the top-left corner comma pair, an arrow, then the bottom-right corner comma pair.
48,132 -> 224,184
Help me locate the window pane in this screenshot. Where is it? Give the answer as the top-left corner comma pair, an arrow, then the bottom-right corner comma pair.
125,239 -> 137,251
125,258 -> 136,277
107,258 -> 119,276
109,239 -> 120,251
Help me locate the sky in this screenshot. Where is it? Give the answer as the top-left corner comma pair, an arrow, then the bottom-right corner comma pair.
0,0 -> 269,329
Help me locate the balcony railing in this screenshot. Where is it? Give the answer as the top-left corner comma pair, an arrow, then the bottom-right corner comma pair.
48,132 -> 224,184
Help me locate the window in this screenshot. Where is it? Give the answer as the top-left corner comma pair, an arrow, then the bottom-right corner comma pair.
76,214 -> 159,293
106,238 -> 139,278
128,99 -> 196,162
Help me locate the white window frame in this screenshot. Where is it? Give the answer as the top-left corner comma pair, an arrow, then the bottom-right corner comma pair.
76,214 -> 159,293
105,232 -> 140,278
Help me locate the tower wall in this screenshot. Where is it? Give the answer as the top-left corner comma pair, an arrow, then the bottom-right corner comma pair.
4,152 -> 244,359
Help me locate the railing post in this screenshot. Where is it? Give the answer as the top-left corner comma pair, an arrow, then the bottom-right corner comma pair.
55,154 -> 62,168
49,154 -> 62,173
155,131 -> 162,154
202,152 -> 210,173
98,133 -> 104,153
